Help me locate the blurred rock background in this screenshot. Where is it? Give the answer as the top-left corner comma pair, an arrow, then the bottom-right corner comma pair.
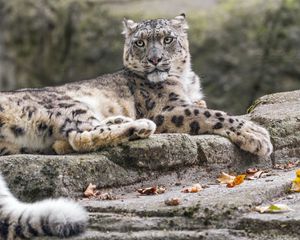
0,0 -> 299,114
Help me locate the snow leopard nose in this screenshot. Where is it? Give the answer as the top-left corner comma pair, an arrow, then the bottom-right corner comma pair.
147,56 -> 162,66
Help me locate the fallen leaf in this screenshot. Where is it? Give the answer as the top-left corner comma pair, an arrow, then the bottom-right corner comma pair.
291,169 -> 300,192
255,204 -> 293,213
296,169 -> 300,177
181,183 -> 203,193
217,172 -> 246,188
226,175 -> 246,188
246,168 -> 259,174
83,183 -> 117,200
84,183 -> 97,197
137,186 -> 166,195
287,162 -> 298,168
217,172 -> 235,184
96,192 -> 117,200
157,186 -> 166,194
246,170 -> 264,180
165,198 -> 181,206
138,186 -> 157,195
274,164 -> 284,170
274,160 -> 300,170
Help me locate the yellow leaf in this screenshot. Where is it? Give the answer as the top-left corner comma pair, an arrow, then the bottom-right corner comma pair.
296,169 -> 300,178
226,175 -> 246,188
291,169 -> 300,192
234,174 -> 246,185
218,172 -> 246,188
255,204 -> 293,213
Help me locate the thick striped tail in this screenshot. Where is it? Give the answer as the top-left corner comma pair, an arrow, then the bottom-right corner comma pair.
0,174 -> 88,239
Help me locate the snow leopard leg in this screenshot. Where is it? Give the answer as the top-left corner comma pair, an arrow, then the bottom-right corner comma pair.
63,117 -> 156,153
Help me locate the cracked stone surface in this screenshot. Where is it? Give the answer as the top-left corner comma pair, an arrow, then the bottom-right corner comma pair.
2,90 -> 300,239
39,170 -> 300,240
0,134 -> 268,202
249,90 -> 300,162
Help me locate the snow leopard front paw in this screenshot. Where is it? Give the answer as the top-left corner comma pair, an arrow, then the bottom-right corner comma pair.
230,120 -> 273,157
128,119 -> 156,140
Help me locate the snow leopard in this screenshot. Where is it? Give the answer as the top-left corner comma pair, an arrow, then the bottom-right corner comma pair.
0,14 -> 273,239
0,14 -> 272,157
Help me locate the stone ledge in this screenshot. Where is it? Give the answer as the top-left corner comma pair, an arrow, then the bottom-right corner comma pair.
70,170 -> 295,240
0,133 -> 266,201
249,90 -> 300,161
43,229 -> 245,240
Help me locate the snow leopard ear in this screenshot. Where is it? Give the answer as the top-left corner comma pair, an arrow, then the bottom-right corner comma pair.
122,18 -> 138,35
171,13 -> 189,31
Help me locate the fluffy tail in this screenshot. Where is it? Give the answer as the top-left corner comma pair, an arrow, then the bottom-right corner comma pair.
0,174 -> 88,239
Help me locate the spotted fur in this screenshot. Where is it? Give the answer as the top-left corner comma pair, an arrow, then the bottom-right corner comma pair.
0,15 -> 273,238
0,14 -> 272,156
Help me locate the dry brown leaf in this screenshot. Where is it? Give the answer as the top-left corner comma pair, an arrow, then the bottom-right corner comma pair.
290,182 -> 300,192
287,162 -> 298,168
274,160 -> 300,170
157,186 -> 166,194
246,168 -> 259,174
181,183 -> 203,193
138,186 -> 157,195
217,172 -> 235,184
246,170 -> 264,180
137,186 -> 166,195
165,198 -> 181,206
83,183 -> 117,200
96,192 -> 117,200
84,183 -> 97,197
274,164 -> 284,170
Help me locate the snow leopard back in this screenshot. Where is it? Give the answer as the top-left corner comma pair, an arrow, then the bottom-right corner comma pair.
0,173 -> 88,239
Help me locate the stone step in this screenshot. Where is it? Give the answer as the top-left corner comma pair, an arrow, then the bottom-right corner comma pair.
88,212 -> 200,232
238,192 -> 300,236
43,229 -> 247,240
0,134 -> 267,201
69,170 -> 299,240
82,170 -> 293,219
249,90 -> 300,161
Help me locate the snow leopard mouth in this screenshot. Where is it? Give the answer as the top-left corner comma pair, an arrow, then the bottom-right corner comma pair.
146,68 -> 170,83
147,68 -> 170,75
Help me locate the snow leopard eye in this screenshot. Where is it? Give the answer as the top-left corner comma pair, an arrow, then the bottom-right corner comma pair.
163,37 -> 174,44
135,40 -> 145,47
